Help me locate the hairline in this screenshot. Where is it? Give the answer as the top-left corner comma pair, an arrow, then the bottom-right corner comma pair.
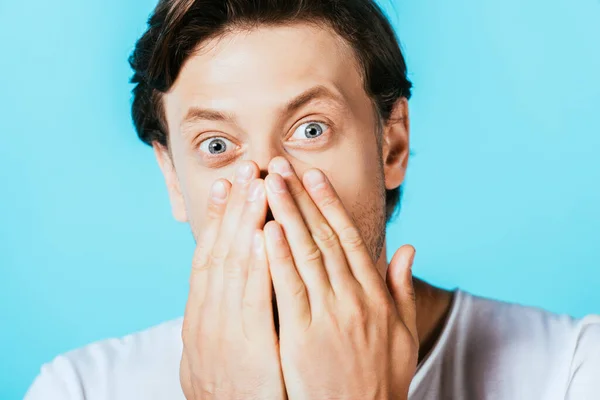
154,19 -> 384,153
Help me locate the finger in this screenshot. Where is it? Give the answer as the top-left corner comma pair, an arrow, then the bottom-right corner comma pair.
264,220 -> 311,329
205,161 -> 259,300
303,168 -> 380,289
242,229 -> 276,338
224,179 -> 268,313
187,178 -> 231,310
386,245 -> 418,343
269,157 -> 356,295
265,172 -> 331,297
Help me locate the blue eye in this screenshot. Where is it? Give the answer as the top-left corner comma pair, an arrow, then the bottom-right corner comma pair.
291,122 -> 329,140
199,137 -> 234,155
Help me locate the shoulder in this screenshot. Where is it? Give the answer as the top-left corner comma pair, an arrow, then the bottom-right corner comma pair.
454,290 -> 598,362
25,318 -> 185,400
457,291 -> 583,348
564,314 -> 600,399
448,290 -> 599,398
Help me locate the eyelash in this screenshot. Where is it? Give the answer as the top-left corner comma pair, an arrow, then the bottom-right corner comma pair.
196,119 -> 333,158
288,120 -> 331,142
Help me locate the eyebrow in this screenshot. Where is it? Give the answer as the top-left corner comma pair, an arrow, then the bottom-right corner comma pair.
180,85 -> 344,129
284,85 -> 344,115
180,108 -> 237,128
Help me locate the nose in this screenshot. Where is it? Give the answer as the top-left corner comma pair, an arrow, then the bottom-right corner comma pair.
246,143 -> 285,180
245,144 -> 283,223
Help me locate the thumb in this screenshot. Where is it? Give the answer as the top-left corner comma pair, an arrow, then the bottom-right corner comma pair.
386,244 -> 417,342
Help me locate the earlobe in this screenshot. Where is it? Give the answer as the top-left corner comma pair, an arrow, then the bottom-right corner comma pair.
152,142 -> 188,223
382,98 -> 410,190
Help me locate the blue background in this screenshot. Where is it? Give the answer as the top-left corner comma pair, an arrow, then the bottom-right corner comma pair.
1,0 -> 599,398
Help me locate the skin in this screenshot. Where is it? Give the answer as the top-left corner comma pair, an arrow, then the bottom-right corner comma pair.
153,22 -> 454,399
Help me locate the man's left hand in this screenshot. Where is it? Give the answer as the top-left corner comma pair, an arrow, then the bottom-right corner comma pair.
263,157 -> 418,400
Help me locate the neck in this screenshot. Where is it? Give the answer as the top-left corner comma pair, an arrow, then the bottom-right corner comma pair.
412,278 -> 454,363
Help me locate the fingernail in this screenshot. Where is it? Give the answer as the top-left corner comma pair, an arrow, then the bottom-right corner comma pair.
236,162 -> 253,183
247,180 -> 264,202
267,174 -> 287,193
304,169 -> 326,190
272,157 -> 293,177
409,251 -> 416,269
268,222 -> 283,240
210,180 -> 227,203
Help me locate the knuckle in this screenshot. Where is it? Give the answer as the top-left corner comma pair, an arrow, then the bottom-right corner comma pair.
303,245 -> 323,263
192,243 -> 207,261
346,298 -> 369,325
242,293 -> 265,312
191,255 -> 209,273
209,246 -> 228,266
276,253 -> 294,265
223,256 -> 246,280
340,226 -> 364,251
206,201 -> 225,220
312,222 -> 338,249
248,257 -> 264,273
288,181 -> 306,198
290,282 -> 307,301
191,241 -> 211,269
274,245 -> 294,262
241,296 -> 256,311
319,191 -> 339,209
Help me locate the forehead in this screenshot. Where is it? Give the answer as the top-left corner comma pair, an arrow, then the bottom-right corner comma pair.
164,23 -> 366,124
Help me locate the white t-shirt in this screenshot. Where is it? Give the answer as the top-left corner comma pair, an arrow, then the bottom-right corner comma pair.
25,289 -> 600,399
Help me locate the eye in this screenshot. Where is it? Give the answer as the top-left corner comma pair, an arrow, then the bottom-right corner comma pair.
198,136 -> 235,156
290,121 -> 329,141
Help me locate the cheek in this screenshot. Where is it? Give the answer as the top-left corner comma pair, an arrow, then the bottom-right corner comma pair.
178,154 -> 236,224
330,170 -> 381,215
325,139 -> 383,198
323,138 -> 386,241
180,175 -> 214,233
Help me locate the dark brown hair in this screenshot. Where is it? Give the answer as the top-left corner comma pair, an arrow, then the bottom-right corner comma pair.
129,0 -> 412,223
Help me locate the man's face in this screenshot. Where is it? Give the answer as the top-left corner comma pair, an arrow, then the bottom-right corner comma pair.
157,23 -> 409,276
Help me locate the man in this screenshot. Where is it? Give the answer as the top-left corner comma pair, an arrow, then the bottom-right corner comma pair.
26,0 -> 600,399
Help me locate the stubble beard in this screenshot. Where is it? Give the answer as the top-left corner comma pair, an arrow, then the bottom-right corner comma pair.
271,168 -> 388,337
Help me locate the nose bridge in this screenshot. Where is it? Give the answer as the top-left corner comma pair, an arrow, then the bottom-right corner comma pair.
246,136 -> 284,179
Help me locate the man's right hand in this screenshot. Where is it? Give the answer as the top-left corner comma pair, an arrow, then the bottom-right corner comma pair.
179,161 -> 286,400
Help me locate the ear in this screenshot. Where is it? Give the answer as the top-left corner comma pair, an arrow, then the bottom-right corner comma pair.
152,142 -> 188,223
381,98 -> 410,190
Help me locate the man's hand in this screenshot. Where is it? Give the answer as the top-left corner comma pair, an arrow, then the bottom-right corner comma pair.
180,161 -> 286,400
263,157 -> 418,400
